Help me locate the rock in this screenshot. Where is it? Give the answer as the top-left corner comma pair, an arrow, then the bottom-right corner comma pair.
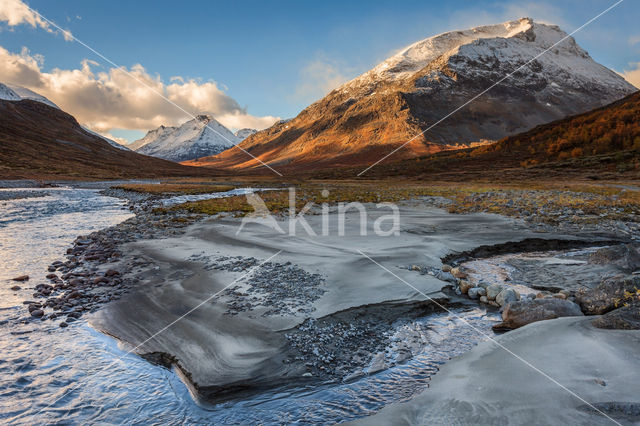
10,285 -> 21,291
104,269 -> 120,277
12,275 -> 29,282
441,264 -> 452,272
496,288 -> 520,306
458,280 -> 474,295
588,244 -> 640,272
486,284 -> 503,301
59,322 -> 68,328
575,275 -> 640,315
591,305 -> 640,330
552,292 -> 567,299
30,309 -> 44,317
479,295 -> 488,304
451,267 -> 468,279
93,276 -> 109,285
493,298 -> 584,330
468,287 -> 485,299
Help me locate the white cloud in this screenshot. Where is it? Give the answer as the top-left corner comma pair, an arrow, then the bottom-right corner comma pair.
99,132 -> 129,146
0,46 -> 279,138
0,0 -> 72,40
621,62 -> 640,89
292,54 -> 352,103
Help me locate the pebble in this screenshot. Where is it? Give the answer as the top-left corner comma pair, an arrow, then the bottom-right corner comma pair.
12,275 -> 29,282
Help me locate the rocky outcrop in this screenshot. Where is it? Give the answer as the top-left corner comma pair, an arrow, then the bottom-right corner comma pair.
575,275 -> 640,315
592,305 -> 640,330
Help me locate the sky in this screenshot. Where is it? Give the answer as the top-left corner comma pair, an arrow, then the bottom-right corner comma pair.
0,0 -> 638,144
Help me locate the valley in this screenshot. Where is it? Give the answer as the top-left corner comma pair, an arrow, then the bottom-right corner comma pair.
0,8 -> 639,426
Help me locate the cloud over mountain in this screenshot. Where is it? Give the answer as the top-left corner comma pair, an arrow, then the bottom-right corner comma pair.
0,45 -> 279,136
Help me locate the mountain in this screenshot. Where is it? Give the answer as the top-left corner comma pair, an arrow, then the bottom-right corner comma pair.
0,98 -> 214,179
190,18 -> 636,172
0,82 -> 59,108
131,115 -> 239,162
235,128 -> 257,140
328,90 -> 640,179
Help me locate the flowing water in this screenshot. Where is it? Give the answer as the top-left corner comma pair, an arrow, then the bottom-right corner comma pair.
0,186 -> 499,424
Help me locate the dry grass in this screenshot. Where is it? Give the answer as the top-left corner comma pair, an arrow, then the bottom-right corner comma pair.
158,180 -> 640,227
114,183 -> 235,195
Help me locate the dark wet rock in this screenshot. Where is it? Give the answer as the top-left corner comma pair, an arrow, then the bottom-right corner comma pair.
493,298 -> 584,330
10,285 -> 21,291
105,269 -> 120,277
30,309 -> 44,317
12,275 -> 29,282
575,275 -> 640,315
59,322 -> 68,328
592,305 -> 640,330
588,244 -> 640,272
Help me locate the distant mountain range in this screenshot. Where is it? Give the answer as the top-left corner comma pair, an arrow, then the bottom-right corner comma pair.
130,115 -> 244,162
0,83 -> 212,179
190,18 -> 636,172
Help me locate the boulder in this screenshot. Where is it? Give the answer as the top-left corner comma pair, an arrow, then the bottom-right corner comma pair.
592,305 -> 640,330
496,288 -> 520,306
458,280 -> 474,295
12,275 -> 29,282
486,284 -> 504,301
479,296 -> 488,304
468,287 -> 486,299
30,309 -> 44,317
450,267 -> 468,279
493,298 -> 584,330
441,264 -> 452,272
575,275 -> 640,315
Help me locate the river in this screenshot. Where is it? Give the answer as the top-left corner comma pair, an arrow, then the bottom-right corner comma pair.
1,185 -> 500,424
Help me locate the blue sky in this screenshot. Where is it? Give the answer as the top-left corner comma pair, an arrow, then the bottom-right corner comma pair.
0,0 -> 638,142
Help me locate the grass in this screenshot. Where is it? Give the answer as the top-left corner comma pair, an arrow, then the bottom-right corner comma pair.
114,183 -> 235,195
156,180 -> 640,227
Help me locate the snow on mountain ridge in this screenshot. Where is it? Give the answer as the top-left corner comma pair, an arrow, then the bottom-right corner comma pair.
342,17 -> 630,95
133,114 -> 239,162
0,82 -> 60,108
235,128 -> 257,140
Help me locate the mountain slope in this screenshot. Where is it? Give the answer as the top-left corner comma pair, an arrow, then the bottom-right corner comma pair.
132,115 -> 239,162
0,99 -> 213,179
330,90 -> 640,179
191,18 -> 636,172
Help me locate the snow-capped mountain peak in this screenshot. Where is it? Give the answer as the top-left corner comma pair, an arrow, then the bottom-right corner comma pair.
131,114 -> 239,162
0,82 -> 59,108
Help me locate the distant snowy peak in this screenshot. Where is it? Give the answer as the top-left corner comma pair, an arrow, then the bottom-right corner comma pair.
235,128 -> 257,140
132,114 -> 239,162
0,82 -> 59,108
